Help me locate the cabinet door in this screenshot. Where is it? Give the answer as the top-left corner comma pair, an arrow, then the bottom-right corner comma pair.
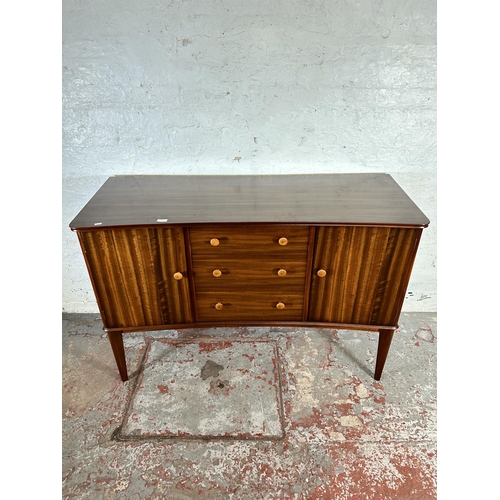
79,227 -> 192,329
308,226 -> 422,326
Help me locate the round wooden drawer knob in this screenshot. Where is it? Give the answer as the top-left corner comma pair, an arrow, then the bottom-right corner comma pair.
213,269 -> 222,277
278,237 -> 288,246
277,269 -> 287,277
317,269 -> 327,278
210,238 -> 220,246
173,272 -> 183,280
215,302 -> 224,310
276,302 -> 285,309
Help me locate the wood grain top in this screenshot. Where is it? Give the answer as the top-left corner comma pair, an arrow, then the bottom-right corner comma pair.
69,174 -> 430,229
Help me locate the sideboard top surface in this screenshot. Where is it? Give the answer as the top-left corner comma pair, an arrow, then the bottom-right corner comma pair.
69,174 -> 430,229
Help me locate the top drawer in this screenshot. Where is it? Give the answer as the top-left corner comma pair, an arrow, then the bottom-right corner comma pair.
189,225 -> 310,257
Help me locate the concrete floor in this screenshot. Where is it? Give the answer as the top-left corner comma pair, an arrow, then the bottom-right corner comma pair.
62,312 -> 436,499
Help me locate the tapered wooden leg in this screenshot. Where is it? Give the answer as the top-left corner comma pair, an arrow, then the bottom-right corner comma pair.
107,331 -> 128,382
374,329 -> 395,381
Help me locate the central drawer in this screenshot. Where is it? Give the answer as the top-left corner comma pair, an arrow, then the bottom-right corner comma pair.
189,225 -> 310,321
192,257 -> 307,292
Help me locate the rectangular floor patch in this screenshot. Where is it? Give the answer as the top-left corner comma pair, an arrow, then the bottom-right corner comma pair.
116,339 -> 285,440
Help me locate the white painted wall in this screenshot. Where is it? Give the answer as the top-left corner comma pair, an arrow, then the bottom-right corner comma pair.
62,0 -> 436,313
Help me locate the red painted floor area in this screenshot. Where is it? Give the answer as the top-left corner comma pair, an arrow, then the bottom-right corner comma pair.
63,312 -> 437,499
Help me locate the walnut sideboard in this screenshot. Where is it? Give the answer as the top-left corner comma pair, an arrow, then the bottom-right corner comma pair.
69,174 -> 429,382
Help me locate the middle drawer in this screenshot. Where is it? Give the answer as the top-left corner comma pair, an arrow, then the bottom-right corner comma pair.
192,257 -> 307,292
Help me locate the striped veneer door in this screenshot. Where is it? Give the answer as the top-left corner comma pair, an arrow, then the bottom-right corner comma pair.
79,227 -> 192,329
308,226 -> 422,326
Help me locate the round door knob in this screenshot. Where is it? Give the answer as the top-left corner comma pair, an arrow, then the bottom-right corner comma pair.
213,269 -> 222,277
173,272 -> 183,280
215,302 -> 224,310
278,237 -> 288,246
277,269 -> 287,277
276,302 -> 285,309
317,269 -> 327,278
210,238 -> 220,246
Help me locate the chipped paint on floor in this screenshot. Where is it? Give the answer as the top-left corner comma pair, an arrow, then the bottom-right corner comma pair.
118,339 -> 284,440
62,312 -> 437,499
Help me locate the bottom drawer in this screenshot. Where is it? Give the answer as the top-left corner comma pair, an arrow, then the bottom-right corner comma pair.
196,293 -> 304,322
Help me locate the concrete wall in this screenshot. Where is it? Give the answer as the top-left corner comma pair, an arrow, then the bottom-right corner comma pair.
62,0 -> 436,313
